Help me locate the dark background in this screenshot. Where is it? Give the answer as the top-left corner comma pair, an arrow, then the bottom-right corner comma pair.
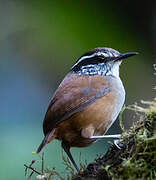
0,1 -> 155,179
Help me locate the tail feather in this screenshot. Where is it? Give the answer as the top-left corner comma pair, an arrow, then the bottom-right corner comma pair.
36,129 -> 56,153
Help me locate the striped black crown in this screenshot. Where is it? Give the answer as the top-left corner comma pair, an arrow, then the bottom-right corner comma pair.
71,47 -> 120,71
71,47 -> 138,72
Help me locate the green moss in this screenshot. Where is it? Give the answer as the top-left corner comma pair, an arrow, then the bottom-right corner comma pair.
113,105 -> 156,180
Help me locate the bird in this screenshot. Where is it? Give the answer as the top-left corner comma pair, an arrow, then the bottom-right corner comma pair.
36,47 -> 138,172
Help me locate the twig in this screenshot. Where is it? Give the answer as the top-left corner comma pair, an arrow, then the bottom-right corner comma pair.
24,164 -> 42,175
42,152 -> 44,174
25,160 -> 36,178
119,105 -> 126,132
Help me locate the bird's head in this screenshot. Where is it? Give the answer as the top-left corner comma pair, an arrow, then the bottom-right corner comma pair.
71,47 -> 138,78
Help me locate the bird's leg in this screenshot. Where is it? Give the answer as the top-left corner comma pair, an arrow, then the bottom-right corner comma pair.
90,134 -> 122,149
90,134 -> 121,139
61,142 -> 80,172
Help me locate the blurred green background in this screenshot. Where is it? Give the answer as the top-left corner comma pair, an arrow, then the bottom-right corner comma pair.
0,0 -> 155,179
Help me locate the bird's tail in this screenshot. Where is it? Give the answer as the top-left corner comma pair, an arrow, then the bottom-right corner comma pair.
36,129 -> 56,153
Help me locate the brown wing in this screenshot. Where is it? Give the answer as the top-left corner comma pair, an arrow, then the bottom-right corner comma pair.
43,72 -> 109,135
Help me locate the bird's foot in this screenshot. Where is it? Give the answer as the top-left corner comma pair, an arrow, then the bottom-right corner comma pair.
114,139 -> 122,149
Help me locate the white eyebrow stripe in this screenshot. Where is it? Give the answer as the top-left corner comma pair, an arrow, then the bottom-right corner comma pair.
72,53 -> 98,69
71,51 -> 120,69
74,52 -> 108,65
77,53 -> 97,63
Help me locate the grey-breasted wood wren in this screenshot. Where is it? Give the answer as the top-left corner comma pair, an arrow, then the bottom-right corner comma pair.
36,47 -> 138,171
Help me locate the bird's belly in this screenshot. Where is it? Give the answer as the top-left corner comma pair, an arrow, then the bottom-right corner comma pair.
74,90 -> 121,135
56,86 -> 125,147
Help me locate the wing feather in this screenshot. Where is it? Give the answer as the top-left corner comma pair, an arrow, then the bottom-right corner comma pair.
43,72 -> 109,135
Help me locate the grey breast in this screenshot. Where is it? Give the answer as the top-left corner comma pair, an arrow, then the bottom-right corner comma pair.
106,75 -> 125,126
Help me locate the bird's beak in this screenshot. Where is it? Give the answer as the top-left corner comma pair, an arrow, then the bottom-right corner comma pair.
115,52 -> 138,61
